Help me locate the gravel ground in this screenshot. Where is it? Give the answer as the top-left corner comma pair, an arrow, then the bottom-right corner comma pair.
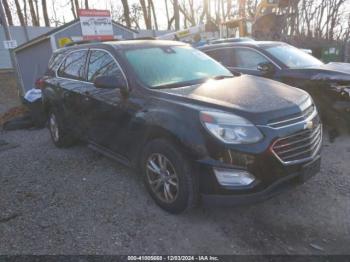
0,127 -> 349,255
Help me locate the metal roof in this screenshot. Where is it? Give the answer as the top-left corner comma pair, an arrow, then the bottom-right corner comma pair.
14,19 -> 138,52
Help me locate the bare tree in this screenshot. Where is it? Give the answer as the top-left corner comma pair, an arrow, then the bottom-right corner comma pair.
2,0 -> 13,26
140,0 -> 152,29
178,0 -> 196,27
14,0 -> 26,26
173,0 -> 180,29
121,0 -> 131,28
28,0 -> 39,26
70,0 -> 77,19
42,0 -> 50,26
34,0 -> 40,25
74,0 -> 80,15
23,0 -> 28,25
149,0 -> 158,30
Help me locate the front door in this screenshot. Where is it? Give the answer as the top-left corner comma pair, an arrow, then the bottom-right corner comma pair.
206,47 -> 277,78
82,49 -> 131,157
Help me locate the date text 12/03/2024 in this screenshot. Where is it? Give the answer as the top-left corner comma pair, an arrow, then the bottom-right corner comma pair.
127,256 -> 219,261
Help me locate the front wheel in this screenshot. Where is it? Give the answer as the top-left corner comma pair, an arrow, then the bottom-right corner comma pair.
141,139 -> 198,214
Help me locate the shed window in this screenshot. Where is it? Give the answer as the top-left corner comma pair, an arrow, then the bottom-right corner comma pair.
58,50 -> 88,80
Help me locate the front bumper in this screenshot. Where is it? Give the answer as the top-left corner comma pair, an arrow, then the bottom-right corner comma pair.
201,155 -> 321,206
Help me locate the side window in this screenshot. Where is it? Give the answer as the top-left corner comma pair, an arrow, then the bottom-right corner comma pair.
58,50 -> 88,80
232,48 -> 269,69
205,49 -> 234,67
87,50 -> 127,86
47,51 -> 67,76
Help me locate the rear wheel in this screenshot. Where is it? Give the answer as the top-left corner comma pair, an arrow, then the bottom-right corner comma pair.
141,139 -> 198,214
48,110 -> 76,148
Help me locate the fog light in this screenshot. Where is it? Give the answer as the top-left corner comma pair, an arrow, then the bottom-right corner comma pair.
213,168 -> 255,187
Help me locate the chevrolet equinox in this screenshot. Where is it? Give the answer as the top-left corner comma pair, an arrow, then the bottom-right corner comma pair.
40,40 -> 322,213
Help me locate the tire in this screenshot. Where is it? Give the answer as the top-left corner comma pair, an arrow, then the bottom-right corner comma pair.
141,138 -> 199,214
48,110 -> 76,148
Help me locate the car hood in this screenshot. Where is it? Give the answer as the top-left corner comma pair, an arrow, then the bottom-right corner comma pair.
160,75 -> 309,123
301,62 -> 350,82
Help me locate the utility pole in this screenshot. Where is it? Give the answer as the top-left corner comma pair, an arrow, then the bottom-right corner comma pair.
0,0 -> 24,96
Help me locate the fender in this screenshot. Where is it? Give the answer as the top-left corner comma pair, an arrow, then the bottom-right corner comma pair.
127,106 -> 209,166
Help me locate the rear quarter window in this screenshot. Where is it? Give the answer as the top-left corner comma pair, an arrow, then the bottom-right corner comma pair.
46,51 -> 68,76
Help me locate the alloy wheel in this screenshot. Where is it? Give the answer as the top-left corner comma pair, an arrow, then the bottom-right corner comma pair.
146,153 -> 179,203
49,113 -> 59,142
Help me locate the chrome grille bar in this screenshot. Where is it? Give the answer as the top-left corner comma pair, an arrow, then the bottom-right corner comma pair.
271,124 -> 322,165
268,104 -> 316,129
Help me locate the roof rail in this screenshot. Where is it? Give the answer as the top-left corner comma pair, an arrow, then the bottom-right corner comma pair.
133,37 -> 156,40
64,37 -> 156,47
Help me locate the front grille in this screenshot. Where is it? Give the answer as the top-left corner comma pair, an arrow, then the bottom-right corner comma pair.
272,123 -> 322,165
268,104 -> 315,128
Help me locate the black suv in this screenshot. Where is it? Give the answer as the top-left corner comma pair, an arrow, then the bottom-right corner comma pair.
41,40 -> 322,213
200,41 -> 350,130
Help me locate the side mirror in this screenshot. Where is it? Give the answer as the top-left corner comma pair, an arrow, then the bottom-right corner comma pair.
93,75 -> 125,90
257,62 -> 275,75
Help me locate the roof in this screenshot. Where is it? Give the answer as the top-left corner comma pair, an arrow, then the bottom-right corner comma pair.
56,40 -> 187,53
199,40 -> 286,51
14,19 -> 138,52
106,40 -> 187,49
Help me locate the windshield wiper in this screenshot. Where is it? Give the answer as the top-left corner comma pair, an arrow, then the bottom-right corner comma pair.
212,75 -> 235,80
152,78 -> 208,89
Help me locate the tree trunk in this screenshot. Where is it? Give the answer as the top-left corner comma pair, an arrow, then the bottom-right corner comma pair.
28,0 -> 39,26
74,0 -> 80,16
70,0 -> 76,19
140,0 -> 152,29
23,0 -> 28,25
226,0 -> 232,19
42,0 -> 50,26
121,0 -> 131,28
164,0 -> 172,29
2,0 -> 13,26
173,0 -> 180,30
200,0 -> 209,23
149,0 -> 158,30
34,0 -> 40,25
85,0 -> 89,9
14,0 -> 26,26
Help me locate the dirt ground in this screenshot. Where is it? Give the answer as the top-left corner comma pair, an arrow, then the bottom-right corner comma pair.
0,71 -> 21,115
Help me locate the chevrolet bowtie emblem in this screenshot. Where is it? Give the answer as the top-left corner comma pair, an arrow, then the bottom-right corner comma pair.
304,120 -> 314,130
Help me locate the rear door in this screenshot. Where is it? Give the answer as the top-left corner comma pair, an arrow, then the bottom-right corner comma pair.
56,49 -> 90,135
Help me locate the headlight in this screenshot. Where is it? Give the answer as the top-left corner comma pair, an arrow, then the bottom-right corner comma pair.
200,111 -> 263,144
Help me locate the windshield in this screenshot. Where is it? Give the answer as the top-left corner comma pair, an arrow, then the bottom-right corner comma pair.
124,45 -> 232,88
264,44 -> 324,69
